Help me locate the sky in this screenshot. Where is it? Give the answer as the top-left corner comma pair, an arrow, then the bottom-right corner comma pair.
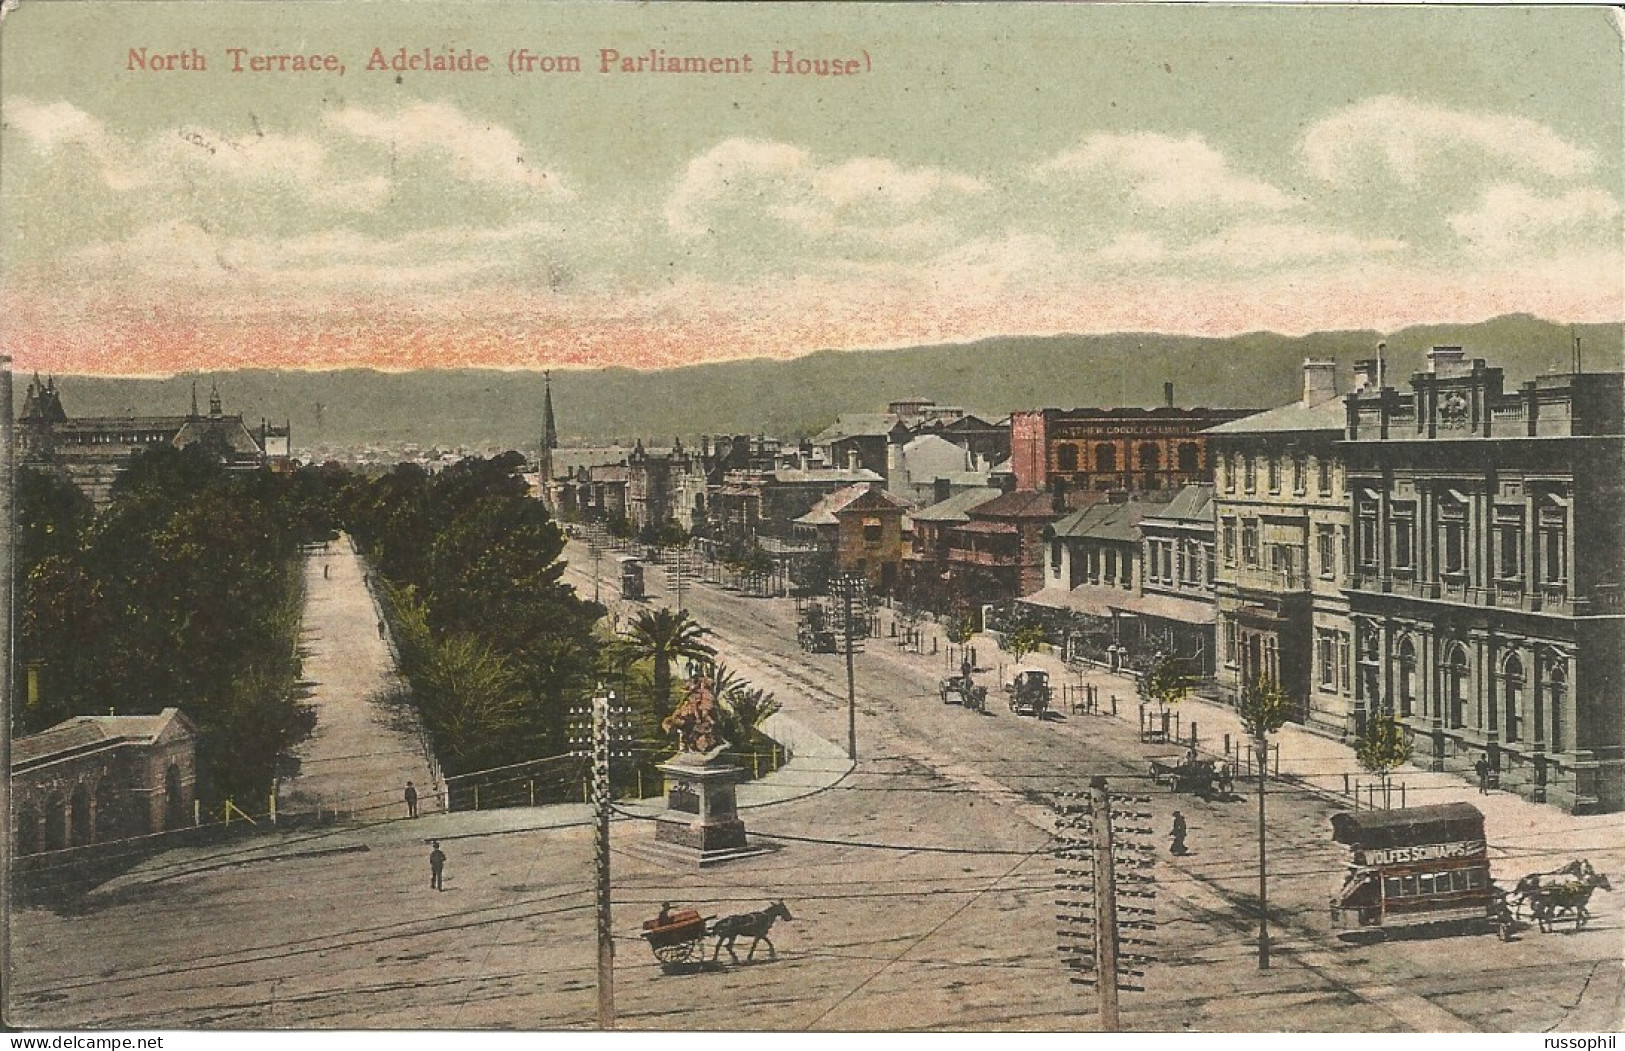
1,3 -> 1621,376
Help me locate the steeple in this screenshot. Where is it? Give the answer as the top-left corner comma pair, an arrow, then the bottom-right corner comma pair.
208,382 -> 223,419
190,380 -> 200,419
538,370 -> 558,513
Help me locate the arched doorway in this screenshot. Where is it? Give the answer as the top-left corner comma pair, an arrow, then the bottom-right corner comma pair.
1444,644 -> 1470,729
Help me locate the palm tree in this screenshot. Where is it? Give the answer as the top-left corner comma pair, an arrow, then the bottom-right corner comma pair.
626,607 -> 715,723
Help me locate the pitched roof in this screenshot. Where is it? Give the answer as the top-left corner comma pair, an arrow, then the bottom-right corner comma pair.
1205,397 -> 1346,435
1049,493 -> 1175,541
1141,483 -> 1215,526
13,708 -> 193,769
912,486 -> 1001,524
771,467 -> 883,485
970,489 -> 1060,520
812,414 -> 899,443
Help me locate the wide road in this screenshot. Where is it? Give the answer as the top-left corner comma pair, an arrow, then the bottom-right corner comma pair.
574,540 -> 1624,1033
278,535 -> 441,821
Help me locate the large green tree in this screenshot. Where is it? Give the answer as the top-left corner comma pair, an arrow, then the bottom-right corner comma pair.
626,607 -> 715,724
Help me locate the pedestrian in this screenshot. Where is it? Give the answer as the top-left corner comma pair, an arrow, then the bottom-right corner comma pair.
377,619 -> 386,639
323,564 -> 330,580
1475,754 -> 1491,795
1170,811 -> 1189,856
404,780 -> 419,818
429,840 -> 446,891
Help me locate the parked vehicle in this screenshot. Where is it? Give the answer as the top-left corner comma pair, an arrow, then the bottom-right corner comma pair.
1149,752 -> 1218,797
619,557 -> 645,600
1006,667 -> 1050,717
797,600 -> 838,653
1330,803 -> 1504,939
939,673 -> 988,712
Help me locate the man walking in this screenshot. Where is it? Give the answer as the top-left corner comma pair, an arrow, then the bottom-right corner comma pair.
1475,754 -> 1492,795
429,841 -> 446,891
1170,811 -> 1189,856
404,780 -> 419,818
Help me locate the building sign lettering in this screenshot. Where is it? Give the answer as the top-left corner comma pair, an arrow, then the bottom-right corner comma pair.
1357,840 -> 1485,866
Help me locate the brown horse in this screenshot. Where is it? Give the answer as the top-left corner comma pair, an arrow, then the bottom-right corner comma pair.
710,900 -> 793,963
1515,860 -> 1613,932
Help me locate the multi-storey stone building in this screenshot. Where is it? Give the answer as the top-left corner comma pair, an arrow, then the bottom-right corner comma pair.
1342,348 -> 1624,813
1209,361 -> 1356,735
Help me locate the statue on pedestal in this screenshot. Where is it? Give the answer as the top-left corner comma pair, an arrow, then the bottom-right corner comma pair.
663,667 -> 726,756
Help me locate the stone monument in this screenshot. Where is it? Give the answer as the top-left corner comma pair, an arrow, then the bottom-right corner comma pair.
653,669 -> 768,865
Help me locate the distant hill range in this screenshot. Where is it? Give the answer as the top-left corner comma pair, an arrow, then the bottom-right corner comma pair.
39,314 -> 1623,451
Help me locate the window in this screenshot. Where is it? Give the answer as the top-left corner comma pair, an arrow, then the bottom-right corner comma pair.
1178,443 -> 1200,474
1292,455 -> 1306,495
1241,520 -> 1260,567
1317,632 -> 1336,689
1502,653 -> 1524,743
1267,457 -> 1281,493
1095,443 -> 1117,473
1495,511 -> 1523,580
863,520 -> 883,544
1397,637 -> 1417,717
1222,520 -> 1237,566
1050,540 -> 1062,575
1356,503 -> 1378,569
1538,504 -> 1567,587
1056,443 -> 1079,473
1164,543 -> 1174,583
1392,507 -> 1415,571
1338,631 -> 1352,694
1317,525 -> 1336,578
1440,500 -> 1467,578
1223,453 -> 1235,493
1244,455 -> 1256,494
1318,459 -> 1333,496
1223,618 -> 1238,667
1205,544 -> 1216,586
1445,644 -> 1469,729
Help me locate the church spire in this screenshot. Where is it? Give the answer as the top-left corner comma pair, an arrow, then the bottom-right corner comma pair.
539,370 -> 558,513
190,380 -> 200,419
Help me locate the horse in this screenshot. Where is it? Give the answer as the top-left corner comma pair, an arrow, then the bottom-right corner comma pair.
1514,859 -> 1613,932
710,900 -> 793,963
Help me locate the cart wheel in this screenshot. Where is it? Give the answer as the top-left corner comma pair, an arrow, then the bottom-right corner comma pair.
652,939 -> 700,969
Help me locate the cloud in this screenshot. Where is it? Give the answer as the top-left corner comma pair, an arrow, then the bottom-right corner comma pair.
4,97 -> 144,190
664,138 -> 985,245
1448,183 -> 1621,254
324,102 -> 565,194
1034,133 -> 1295,211
1180,223 -> 1406,269
1302,97 -> 1594,186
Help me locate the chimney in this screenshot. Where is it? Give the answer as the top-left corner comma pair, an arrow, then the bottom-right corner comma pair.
1352,359 -> 1380,394
846,448 -> 860,472
1302,358 -> 1338,407
933,476 -> 952,505
1164,381 -> 1175,408
1427,346 -> 1470,379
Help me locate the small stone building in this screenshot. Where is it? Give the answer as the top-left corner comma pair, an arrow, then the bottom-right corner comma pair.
12,708 -> 197,854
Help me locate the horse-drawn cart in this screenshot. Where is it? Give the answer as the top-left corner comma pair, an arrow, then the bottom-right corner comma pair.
940,673 -> 988,712
641,908 -> 712,971
1149,753 -> 1218,796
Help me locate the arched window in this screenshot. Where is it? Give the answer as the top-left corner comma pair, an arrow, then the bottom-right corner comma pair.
1056,443 -> 1079,473
1502,654 -> 1524,742
1445,644 -> 1470,729
1543,660 -> 1566,748
1138,442 -> 1161,471
1398,637 -> 1418,718
1095,443 -> 1116,473
1178,443 -> 1200,474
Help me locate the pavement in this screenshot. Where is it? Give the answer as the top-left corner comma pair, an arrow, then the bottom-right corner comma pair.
278,535 -> 443,822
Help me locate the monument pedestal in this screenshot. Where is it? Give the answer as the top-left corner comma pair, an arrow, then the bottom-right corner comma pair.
652,749 -> 772,867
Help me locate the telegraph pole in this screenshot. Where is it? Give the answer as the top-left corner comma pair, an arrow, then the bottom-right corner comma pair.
1,357 -> 14,1004
570,686 -> 630,1029
832,575 -> 866,762
1092,778 -> 1121,1031
1257,733 -> 1271,969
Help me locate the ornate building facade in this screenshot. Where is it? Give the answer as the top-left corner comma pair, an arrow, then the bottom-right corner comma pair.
1342,348 -> 1624,813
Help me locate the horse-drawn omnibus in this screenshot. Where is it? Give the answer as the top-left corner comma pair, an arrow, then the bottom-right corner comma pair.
1330,802 -> 1506,938
619,556 -> 645,600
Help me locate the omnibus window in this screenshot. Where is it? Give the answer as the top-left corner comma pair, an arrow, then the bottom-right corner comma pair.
1402,876 -> 1418,896
1418,874 -> 1435,895
1467,869 -> 1485,889
1385,877 -> 1401,899
1451,870 -> 1468,892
